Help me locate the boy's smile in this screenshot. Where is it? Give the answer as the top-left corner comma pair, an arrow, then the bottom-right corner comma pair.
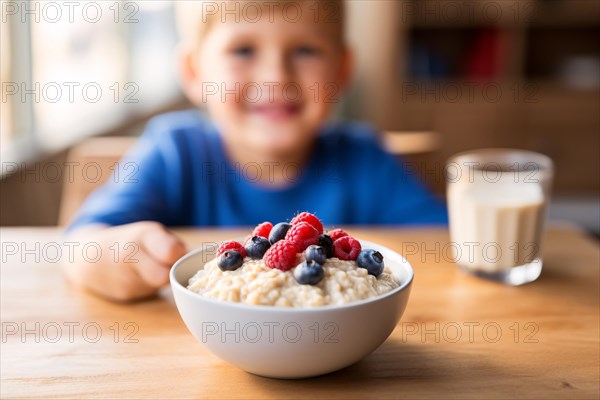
247,102 -> 303,122
181,2 -> 351,162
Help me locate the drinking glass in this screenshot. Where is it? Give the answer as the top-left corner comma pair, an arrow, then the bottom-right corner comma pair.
446,149 -> 554,285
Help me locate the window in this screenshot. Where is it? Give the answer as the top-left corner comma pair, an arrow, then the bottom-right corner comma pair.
1,15 -> 13,151
1,0 -> 180,164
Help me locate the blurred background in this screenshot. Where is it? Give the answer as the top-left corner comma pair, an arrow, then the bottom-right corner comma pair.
1,0 -> 599,235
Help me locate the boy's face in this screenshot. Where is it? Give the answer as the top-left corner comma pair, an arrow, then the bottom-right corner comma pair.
183,7 -> 350,159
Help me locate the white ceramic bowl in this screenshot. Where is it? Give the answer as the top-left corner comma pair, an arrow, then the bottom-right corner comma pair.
170,240 -> 413,379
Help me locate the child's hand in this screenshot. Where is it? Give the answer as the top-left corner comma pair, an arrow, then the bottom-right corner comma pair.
64,221 -> 188,302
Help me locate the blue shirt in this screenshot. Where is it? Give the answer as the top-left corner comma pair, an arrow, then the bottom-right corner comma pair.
70,110 -> 447,229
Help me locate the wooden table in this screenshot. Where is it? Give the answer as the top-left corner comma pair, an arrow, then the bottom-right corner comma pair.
1,226 -> 598,399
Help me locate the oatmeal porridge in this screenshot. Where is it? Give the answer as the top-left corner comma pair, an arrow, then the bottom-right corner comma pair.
188,256 -> 399,308
186,212 -> 401,308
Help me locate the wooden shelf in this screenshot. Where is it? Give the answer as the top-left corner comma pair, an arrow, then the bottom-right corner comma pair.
345,0 -> 599,194
403,0 -> 600,29
528,0 -> 600,28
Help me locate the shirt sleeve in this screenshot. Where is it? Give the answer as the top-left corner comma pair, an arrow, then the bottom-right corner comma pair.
67,119 -> 180,232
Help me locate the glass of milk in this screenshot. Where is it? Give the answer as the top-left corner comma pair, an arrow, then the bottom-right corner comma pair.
446,149 -> 554,285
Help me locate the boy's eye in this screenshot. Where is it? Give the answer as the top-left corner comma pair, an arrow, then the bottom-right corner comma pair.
294,46 -> 319,57
232,46 -> 254,57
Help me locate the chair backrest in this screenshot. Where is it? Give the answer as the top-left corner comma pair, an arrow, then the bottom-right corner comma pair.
58,136 -> 136,226
382,131 -> 441,155
58,131 -> 440,226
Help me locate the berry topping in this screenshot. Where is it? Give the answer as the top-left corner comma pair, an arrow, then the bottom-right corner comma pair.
217,241 -> 246,258
290,212 -> 324,234
251,222 -> 273,239
264,240 -> 298,271
269,222 -> 292,244
318,234 -> 334,258
245,236 -> 271,259
357,249 -> 385,277
333,236 -> 362,261
294,260 -> 324,285
328,228 -> 349,242
217,250 -> 244,271
304,245 -> 327,265
285,222 -> 319,252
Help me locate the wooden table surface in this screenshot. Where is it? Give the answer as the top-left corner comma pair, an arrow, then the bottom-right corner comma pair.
1,226 -> 599,399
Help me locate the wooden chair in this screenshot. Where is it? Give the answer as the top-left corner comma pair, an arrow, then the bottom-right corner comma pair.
382,131 -> 441,155
58,137 -> 136,226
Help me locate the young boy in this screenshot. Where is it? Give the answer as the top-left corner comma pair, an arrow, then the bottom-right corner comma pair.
65,0 -> 447,301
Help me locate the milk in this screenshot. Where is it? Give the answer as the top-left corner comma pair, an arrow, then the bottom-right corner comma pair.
448,171 -> 546,273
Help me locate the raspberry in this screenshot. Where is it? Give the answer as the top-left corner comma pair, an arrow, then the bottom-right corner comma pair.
264,240 -> 298,271
217,241 -> 246,258
290,212 -> 323,234
251,221 -> 273,239
328,228 -> 349,242
285,222 -> 319,252
333,236 -> 362,260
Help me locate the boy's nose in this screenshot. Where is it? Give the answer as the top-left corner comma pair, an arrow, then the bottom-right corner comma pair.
257,51 -> 292,87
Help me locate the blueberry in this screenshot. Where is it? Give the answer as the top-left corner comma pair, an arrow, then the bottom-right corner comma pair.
318,234 -> 334,258
269,222 -> 292,244
217,250 -> 244,271
304,245 -> 327,265
357,249 -> 384,277
294,260 -> 324,285
245,236 -> 271,259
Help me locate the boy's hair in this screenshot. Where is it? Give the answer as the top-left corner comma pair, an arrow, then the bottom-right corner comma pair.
175,0 -> 346,50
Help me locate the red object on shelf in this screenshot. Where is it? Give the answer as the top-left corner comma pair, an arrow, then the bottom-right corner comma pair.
464,28 -> 507,81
